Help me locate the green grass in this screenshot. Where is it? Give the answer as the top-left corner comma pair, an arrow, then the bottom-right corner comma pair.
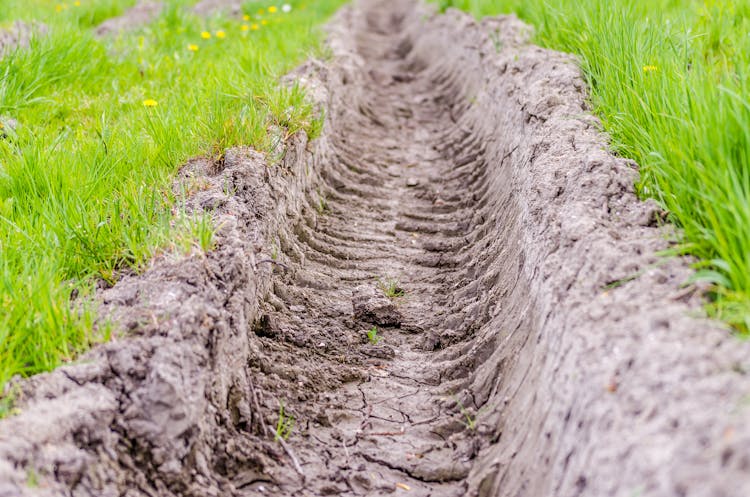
0,0 -> 344,389
439,0 -> 750,331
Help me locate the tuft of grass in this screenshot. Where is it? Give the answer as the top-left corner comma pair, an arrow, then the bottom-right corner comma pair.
315,189 -> 328,213
377,277 -> 405,298
366,326 -> 382,345
274,400 -> 295,442
452,395 -> 478,431
439,0 -> 750,331
0,0 -> 345,390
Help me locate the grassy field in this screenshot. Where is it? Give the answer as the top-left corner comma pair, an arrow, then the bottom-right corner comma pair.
0,0 -> 343,388
440,0 -> 750,331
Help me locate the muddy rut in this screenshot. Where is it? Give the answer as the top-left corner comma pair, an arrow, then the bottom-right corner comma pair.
2,1 -> 750,497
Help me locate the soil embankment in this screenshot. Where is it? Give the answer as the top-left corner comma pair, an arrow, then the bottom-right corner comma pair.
1,1 -> 749,496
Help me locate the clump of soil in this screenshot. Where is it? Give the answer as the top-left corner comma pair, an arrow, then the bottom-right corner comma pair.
0,21 -> 46,57
1,1 -> 750,497
95,1 -> 162,36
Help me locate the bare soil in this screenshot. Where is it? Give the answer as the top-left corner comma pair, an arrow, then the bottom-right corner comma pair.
2,1 -> 750,496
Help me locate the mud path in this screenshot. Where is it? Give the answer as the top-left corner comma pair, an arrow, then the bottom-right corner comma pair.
2,1 -> 750,497
249,3 -> 499,494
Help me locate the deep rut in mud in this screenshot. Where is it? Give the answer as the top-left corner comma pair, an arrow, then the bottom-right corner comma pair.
3,1 -> 750,497
250,5 -> 502,495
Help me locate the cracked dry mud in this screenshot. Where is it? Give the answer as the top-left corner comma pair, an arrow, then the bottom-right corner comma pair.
3,1 -> 750,497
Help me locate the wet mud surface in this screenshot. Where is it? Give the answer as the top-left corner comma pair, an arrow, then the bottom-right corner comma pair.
2,1 -> 750,496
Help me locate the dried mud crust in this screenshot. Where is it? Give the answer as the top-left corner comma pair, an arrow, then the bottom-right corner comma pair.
2,1 -> 750,497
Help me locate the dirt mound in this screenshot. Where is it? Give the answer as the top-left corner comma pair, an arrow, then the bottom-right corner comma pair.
95,1 -> 162,37
192,0 -> 242,17
0,21 -> 46,57
2,1 -> 750,496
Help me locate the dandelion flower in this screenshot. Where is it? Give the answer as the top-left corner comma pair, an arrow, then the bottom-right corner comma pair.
261,19 -> 268,25
251,23 -> 259,30
643,65 -> 658,72
243,14 -> 250,21
282,4 -> 292,12
142,99 -> 158,107
73,0 -> 81,6
188,43 -> 199,51
268,6 -> 277,13
257,8 -> 265,15
216,30 -> 226,39
201,31 -> 211,39
241,24 -> 249,31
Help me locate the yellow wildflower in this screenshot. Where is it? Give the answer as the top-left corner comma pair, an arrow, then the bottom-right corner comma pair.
188,43 -> 199,51
257,8 -> 265,15
216,30 -> 226,39
261,19 -> 268,25
243,14 -> 250,21
241,24 -> 250,31
251,23 -> 259,30
268,6 -> 277,13
73,0 -> 80,5
142,99 -> 158,107
200,31 -> 211,39
643,65 -> 658,72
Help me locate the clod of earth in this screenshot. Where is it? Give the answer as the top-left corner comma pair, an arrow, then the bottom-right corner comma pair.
352,285 -> 403,327
1,1 -> 750,497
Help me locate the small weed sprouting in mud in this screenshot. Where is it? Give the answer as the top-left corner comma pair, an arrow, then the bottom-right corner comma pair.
378,277 -> 405,298
275,401 -> 295,442
366,326 -> 382,345
25,467 -> 38,488
452,395 -> 484,431
0,384 -> 21,419
490,30 -> 502,53
271,242 -> 279,261
316,190 -> 329,214
192,213 -> 215,253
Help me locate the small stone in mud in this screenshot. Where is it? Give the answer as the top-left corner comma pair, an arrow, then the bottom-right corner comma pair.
362,343 -> 395,359
406,177 -> 420,187
352,285 -> 402,327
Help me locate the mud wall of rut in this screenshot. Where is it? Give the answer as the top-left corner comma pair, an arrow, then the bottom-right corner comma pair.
1,1 -> 750,497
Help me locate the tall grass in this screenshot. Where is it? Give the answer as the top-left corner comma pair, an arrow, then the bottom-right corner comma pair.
0,0 -> 343,388
440,0 -> 750,331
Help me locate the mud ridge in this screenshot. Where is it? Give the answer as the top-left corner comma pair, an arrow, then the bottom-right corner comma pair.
2,1 -> 750,496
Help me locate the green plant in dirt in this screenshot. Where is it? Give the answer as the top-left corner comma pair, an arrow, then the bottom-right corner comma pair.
274,401 -> 295,442
366,326 -> 382,345
377,277 -> 405,298
316,190 -> 329,213
434,0 -> 750,331
0,384 -> 20,419
453,396 -> 479,431
0,0 -> 346,391
25,467 -> 38,488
